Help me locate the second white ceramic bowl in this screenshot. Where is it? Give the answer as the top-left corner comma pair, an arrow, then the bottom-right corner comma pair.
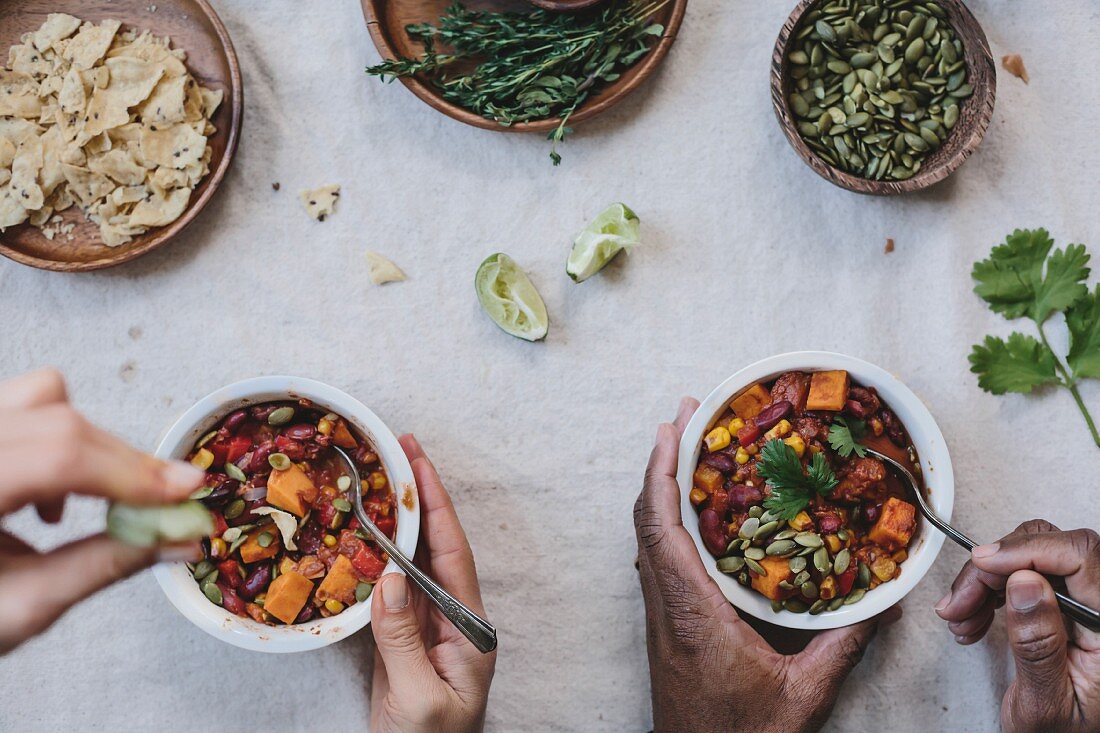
151,376 -> 420,653
678,351 -> 954,630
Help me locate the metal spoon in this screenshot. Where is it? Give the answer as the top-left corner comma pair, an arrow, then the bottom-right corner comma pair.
332,446 -> 498,653
863,446 -> 1100,633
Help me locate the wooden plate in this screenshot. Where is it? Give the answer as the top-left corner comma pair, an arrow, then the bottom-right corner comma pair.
771,0 -> 995,195
0,0 -> 242,272
362,0 -> 688,134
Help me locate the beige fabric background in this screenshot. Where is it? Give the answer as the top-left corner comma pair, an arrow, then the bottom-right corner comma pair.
1,1 -> 1098,731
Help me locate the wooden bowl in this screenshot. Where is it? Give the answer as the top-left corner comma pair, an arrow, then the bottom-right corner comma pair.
362,0 -> 687,134
771,0 -> 996,195
0,0 -> 242,272
527,0 -> 606,10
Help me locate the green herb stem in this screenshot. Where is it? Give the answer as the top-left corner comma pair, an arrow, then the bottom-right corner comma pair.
1039,323 -> 1100,446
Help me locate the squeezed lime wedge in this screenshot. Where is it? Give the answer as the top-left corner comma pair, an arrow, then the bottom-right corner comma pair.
107,501 -> 214,547
566,203 -> 640,283
475,253 -> 549,342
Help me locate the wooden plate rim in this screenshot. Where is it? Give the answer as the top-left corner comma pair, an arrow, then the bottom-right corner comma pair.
362,0 -> 688,134
770,0 -> 996,196
0,0 -> 244,272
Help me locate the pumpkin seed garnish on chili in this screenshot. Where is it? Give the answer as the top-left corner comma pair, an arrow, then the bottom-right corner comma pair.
785,0 -> 970,181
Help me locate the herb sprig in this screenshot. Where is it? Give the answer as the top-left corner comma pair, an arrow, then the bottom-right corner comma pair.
366,1 -> 667,165
828,417 -> 867,458
759,440 -> 838,520
970,228 -> 1100,446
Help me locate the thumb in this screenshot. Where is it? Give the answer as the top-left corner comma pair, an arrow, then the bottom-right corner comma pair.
1003,570 -> 1072,712
371,574 -> 437,698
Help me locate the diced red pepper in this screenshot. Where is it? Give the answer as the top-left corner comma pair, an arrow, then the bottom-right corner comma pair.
347,517 -> 361,531
708,488 -> 731,517
226,436 -> 252,462
351,545 -> 388,580
374,514 -> 396,539
210,510 -> 229,537
737,422 -> 761,445
208,439 -> 230,466
217,560 -> 241,590
316,497 -> 337,529
837,566 -> 857,597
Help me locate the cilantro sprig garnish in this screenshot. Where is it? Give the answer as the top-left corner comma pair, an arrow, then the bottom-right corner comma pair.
828,417 -> 867,458
970,228 -> 1100,446
759,439 -> 838,520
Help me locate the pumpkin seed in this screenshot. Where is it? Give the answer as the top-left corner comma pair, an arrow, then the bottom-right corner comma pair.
222,527 -> 243,544
268,406 -> 295,426
725,539 -> 743,555
770,599 -> 784,613
856,562 -> 872,588
745,558 -> 766,576
193,561 -> 215,580
337,475 -> 352,492
333,497 -> 353,513
748,505 -> 764,519
196,430 -> 218,448
268,453 -> 292,471
808,599 -> 828,615
229,535 -> 248,554
224,499 -> 245,520
203,583 -> 223,605
801,581 -> 820,600
188,485 -> 213,500
225,463 -> 247,483
766,539 -> 798,556
784,599 -> 809,613
717,556 -> 746,574
753,520 -> 780,541
794,532 -> 823,548
775,529 -> 798,541
760,509 -> 780,525
355,582 -> 373,603
778,580 -> 795,591
257,531 -> 274,548
828,597 -> 846,611
788,556 -> 807,573
737,572 -> 750,586
844,589 -> 867,605
792,570 -> 811,587
813,547 -> 832,574
738,517 -> 760,540
834,548 -> 852,575
745,547 -> 766,561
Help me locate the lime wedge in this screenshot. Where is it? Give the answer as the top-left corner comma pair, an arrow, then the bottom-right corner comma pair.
566,203 -> 640,283
107,501 -> 214,547
475,253 -> 549,342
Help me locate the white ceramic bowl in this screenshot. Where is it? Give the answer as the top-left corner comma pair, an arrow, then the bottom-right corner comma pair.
678,352 -> 954,630
152,376 -> 420,653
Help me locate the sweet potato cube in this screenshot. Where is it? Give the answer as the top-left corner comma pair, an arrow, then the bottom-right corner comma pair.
806,370 -> 850,411
729,384 -> 772,420
316,555 -> 359,606
263,571 -> 314,624
868,497 -> 917,552
239,527 -> 281,564
750,556 -> 796,601
267,464 -> 317,517
332,420 -> 358,449
693,464 -> 724,494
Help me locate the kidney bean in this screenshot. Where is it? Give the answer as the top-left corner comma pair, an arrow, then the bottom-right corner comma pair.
727,484 -> 763,512
275,434 -> 305,460
298,521 -> 324,554
250,404 -> 280,421
846,386 -> 881,418
701,451 -> 737,472
239,563 -> 272,601
284,423 -> 317,441
817,514 -> 842,534
314,433 -> 332,448
217,560 -> 242,590
863,502 -> 881,525
709,488 -> 731,516
754,400 -> 793,433
248,441 -> 275,472
218,583 -> 246,615
295,604 -> 316,623
881,409 -> 906,447
223,409 -> 249,434
699,509 -> 727,557
354,445 -> 379,465
228,499 -> 267,527
200,479 -> 236,509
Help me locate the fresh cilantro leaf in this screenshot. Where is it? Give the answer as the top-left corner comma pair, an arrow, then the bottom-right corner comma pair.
972,228 -> 1054,319
828,417 -> 867,458
1067,284 -> 1100,380
969,333 -> 1060,395
972,229 -> 1090,323
759,439 -> 837,520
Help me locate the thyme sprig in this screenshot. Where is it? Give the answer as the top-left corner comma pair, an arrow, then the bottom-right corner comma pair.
367,1 -> 668,165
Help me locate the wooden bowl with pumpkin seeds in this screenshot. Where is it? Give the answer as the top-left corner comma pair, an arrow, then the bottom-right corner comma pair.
771,0 -> 996,195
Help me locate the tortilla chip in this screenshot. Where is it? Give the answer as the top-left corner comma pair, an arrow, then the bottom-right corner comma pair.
0,184 -> 29,229
88,149 -> 145,185
111,185 -> 147,206
33,14 -> 82,53
38,126 -> 66,197
61,162 -> 114,206
0,138 -> 14,168
151,166 -> 187,189
199,86 -> 223,118
83,88 -> 130,136
300,185 -> 340,222
10,138 -> 45,210
58,68 -> 86,114
366,252 -> 407,285
138,74 -> 187,126
64,20 -> 121,70
102,57 -> 164,107
29,204 -> 54,227
9,44 -> 53,79
139,122 -> 205,169
129,186 -> 189,227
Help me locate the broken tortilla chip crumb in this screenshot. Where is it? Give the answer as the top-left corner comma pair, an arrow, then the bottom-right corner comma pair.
366,251 -> 406,285
1002,54 -> 1029,84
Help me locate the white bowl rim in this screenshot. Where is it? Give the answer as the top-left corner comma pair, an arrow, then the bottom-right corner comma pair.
677,351 -> 954,630
151,376 -> 420,653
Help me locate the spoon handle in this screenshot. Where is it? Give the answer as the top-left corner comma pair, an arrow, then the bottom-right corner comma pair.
359,512 -> 499,653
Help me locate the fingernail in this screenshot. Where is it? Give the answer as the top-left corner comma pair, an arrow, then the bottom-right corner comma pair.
972,543 -> 999,559
157,542 -> 203,563
954,634 -> 970,645
405,434 -> 423,456
382,574 -> 408,610
935,591 -> 952,613
1008,580 -> 1045,611
162,461 -> 205,495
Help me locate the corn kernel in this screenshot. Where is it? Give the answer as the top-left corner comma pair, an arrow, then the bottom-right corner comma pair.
323,534 -> 338,548
871,557 -> 897,582
735,447 -> 751,465
191,448 -> 214,470
368,471 -> 388,490
870,417 -> 884,436
891,549 -> 908,564
689,488 -> 707,506
789,511 -> 813,531
783,434 -> 806,458
825,534 -> 843,554
324,599 -> 345,614
745,443 -> 759,456
209,537 -> 227,559
819,575 -> 838,600
318,418 -> 334,436
728,417 -> 745,433
764,419 -> 792,441
809,444 -> 823,454
704,426 -> 731,452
